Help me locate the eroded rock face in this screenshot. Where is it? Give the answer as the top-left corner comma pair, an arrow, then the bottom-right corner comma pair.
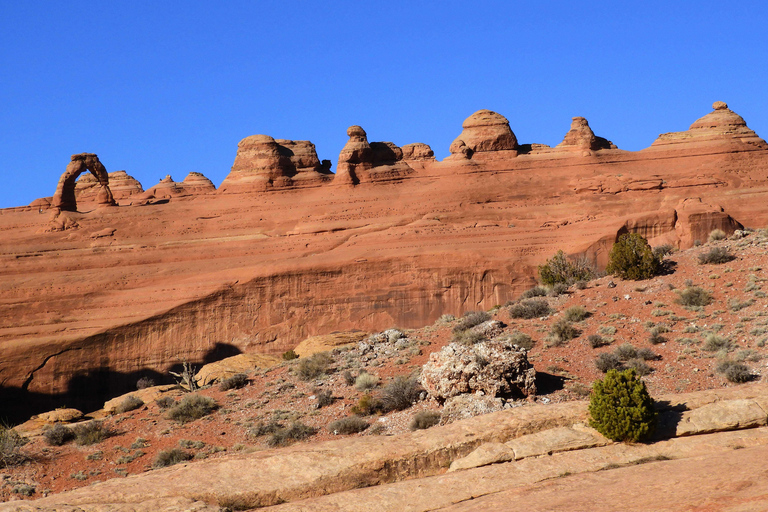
334,126 -> 414,185
674,197 -> 744,248
220,135 -> 332,192
421,339 -> 536,401
652,101 -> 768,149
401,143 -> 435,161
182,172 -> 216,194
449,110 -> 518,160
556,117 -> 617,152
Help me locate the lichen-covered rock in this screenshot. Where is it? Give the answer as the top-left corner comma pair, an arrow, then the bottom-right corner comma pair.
421,339 -> 536,401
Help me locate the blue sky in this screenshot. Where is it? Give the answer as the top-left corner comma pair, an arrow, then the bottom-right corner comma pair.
1,1 -> 767,208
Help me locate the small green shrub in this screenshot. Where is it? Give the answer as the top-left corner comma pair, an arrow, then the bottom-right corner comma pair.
0,425 -> 27,467
354,372 -> 379,391
267,421 -> 317,447
166,394 -> 218,423
296,352 -> 332,381
43,424 -> 74,446
595,353 -> 624,373
547,319 -> 580,346
410,410 -> 442,430
328,416 -> 369,434
509,298 -> 552,319
588,334 -> 611,348
563,305 -> 589,322
350,394 -> 382,416
219,373 -> 248,391
508,331 -> 535,350
282,349 -> 299,361
115,395 -> 144,414
380,376 -> 422,412
153,448 -> 193,468
452,311 -> 491,333
716,361 -> 752,383
708,229 -> 726,242
73,421 -> 112,446
605,233 -> 660,281
698,247 -> 735,265
538,250 -> 596,286
677,286 -> 712,307
588,369 -> 656,442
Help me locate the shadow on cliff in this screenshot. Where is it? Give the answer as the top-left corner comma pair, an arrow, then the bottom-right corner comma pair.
1,343 -> 242,425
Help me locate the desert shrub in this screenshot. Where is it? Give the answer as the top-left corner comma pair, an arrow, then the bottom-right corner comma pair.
342,370 -> 356,386
452,311 -> 491,333
354,372 -> 379,391
588,334 -> 611,348
708,229 -> 726,242
625,358 -> 652,376
728,298 -> 754,312
547,319 -> 580,346
351,394 -> 382,416
605,233 -> 660,281
508,331 -> 535,350
716,361 -> 752,383
698,247 -> 735,265
43,423 -> 74,446
115,395 -> 144,414
73,421 -> 112,446
520,286 -> 547,299
248,419 -> 284,437
267,421 -> 317,447
219,373 -> 248,391
410,410 -> 442,430
615,343 -> 638,361
166,394 -> 218,423
702,334 -> 731,352
156,396 -> 176,409
548,283 -> 569,296
282,349 -> 298,361
509,298 -> 551,319
153,448 -> 193,468
136,376 -> 156,389
574,280 -> 588,290
314,388 -> 335,408
380,376 -> 422,412
0,425 -> 27,467
676,286 -> 712,307
649,332 -> 667,345
328,416 -> 369,435
588,369 -> 656,442
296,352 -> 332,381
636,348 -> 660,361
595,353 -> 624,373
538,250 -> 596,286
452,329 -> 486,346
12,484 -> 35,496
652,244 -> 675,259
563,305 -> 589,322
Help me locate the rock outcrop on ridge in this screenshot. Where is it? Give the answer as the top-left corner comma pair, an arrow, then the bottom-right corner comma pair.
3,101 -> 768,419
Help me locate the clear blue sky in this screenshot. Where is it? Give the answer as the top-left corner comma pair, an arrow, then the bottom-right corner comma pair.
1,1 -> 767,208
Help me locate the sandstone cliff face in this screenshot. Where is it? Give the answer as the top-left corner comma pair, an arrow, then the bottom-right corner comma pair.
3,102 -> 768,415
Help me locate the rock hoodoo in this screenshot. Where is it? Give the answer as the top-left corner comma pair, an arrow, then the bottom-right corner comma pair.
334,126 -> 415,185
220,135 -> 332,193
181,172 -> 216,194
555,117 -> 616,152
51,153 -> 116,212
448,110 -> 518,160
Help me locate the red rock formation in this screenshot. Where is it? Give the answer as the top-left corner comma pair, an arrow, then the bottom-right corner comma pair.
448,110 -> 518,160
76,170 -> 144,204
555,117 -> 617,153
51,153 -> 116,212
3,101 -> 768,414
181,172 -> 216,194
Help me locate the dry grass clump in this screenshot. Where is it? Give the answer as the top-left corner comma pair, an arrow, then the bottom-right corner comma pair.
708,229 -> 726,242
328,416 -> 369,435
166,394 -> 218,424
267,421 -> 318,447
314,388 -> 335,408
520,286 -> 547,299
0,425 -> 27,467
354,372 -> 379,391
410,411 -> 441,430
698,247 -> 735,265
509,298 -> 552,319
563,305 -> 589,322
295,352 -> 332,381
595,353 -> 623,373
452,329 -> 486,346
716,360 -> 753,383
351,394 -> 382,416
547,319 -> 580,346
702,334 -> 732,352
676,286 -> 712,307
508,331 -> 535,350
588,334 -> 611,348
73,421 -> 112,446
452,311 -> 491,333
43,424 -> 74,446
219,373 -> 248,391
380,376 -> 422,412
114,395 -> 144,414
153,448 -> 193,468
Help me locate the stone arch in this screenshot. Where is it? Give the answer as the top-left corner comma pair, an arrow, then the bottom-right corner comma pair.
52,153 -> 116,211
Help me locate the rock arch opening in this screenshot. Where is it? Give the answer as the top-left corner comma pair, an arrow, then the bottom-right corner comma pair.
52,153 -> 116,211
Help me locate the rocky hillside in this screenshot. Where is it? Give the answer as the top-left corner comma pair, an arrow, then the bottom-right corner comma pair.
2,102 -> 768,421
2,230 -> 768,509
